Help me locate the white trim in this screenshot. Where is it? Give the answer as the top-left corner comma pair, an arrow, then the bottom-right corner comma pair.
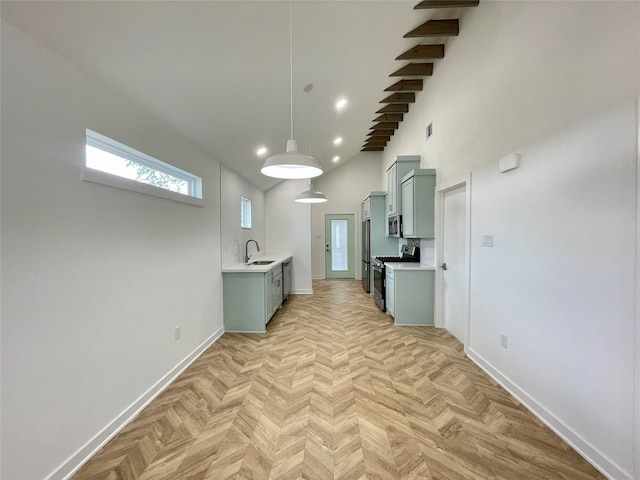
82,166 -> 204,207
292,289 -> 313,295
224,329 -> 265,334
434,176 -> 472,349
466,347 -> 633,480
45,327 -> 224,480
393,323 -> 434,327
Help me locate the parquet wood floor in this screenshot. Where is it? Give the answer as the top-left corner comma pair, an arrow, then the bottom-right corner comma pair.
73,280 -> 604,480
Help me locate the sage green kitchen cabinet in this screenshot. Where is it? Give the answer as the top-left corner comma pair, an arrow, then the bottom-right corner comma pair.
361,196 -> 371,220
367,192 -> 397,255
385,155 -> 421,219
385,264 -> 435,326
270,267 -> 283,321
401,169 -> 436,238
386,163 -> 398,216
223,260 -> 289,333
385,266 -> 395,317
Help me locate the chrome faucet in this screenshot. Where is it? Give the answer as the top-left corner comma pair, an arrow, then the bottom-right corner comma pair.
245,239 -> 260,263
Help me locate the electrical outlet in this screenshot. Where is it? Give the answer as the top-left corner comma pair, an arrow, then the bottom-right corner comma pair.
500,334 -> 508,349
175,325 -> 181,341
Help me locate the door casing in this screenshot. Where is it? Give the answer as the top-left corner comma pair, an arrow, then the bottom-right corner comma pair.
435,177 -> 472,348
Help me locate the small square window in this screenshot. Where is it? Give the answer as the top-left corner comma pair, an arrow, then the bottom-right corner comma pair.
241,196 -> 252,229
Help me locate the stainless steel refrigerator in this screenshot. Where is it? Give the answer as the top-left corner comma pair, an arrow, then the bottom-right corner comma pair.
362,219 -> 370,292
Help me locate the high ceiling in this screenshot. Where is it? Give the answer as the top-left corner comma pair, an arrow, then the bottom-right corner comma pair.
1,1 -> 476,191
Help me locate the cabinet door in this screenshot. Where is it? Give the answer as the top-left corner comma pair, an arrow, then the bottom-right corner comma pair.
272,272 -> 282,317
386,165 -> 397,216
386,275 -> 395,316
361,198 -> 371,220
265,271 -> 273,323
401,177 -> 415,237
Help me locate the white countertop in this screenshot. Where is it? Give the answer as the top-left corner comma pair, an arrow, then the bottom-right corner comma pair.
222,254 -> 292,273
385,262 -> 436,271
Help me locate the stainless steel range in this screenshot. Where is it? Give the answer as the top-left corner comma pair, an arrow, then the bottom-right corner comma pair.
372,245 -> 420,311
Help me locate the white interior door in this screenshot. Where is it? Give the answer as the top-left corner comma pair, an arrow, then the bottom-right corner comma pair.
442,185 -> 467,344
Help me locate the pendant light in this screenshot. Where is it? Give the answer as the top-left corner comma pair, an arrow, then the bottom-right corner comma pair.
261,2 -> 323,180
295,183 -> 327,203
295,85 -> 327,203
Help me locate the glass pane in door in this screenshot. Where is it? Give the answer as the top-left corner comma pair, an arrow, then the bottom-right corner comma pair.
331,219 -> 348,271
325,213 -> 355,279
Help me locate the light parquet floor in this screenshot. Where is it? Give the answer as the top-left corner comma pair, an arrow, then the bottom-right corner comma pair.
73,280 -> 604,480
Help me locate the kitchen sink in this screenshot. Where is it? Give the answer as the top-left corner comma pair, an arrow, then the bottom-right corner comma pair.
250,260 -> 274,265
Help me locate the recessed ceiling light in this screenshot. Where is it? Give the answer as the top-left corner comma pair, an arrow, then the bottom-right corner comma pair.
333,156 -> 340,163
256,147 -> 267,156
333,137 -> 343,146
336,98 -> 347,110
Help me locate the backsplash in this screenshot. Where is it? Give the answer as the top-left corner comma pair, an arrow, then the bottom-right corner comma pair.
399,237 -> 435,266
419,238 -> 435,266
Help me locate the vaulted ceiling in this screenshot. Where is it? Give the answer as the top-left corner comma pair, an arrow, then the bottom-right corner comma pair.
1,1 -> 477,191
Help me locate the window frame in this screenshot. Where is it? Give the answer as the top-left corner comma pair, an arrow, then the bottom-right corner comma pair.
241,196 -> 252,229
83,129 -> 203,206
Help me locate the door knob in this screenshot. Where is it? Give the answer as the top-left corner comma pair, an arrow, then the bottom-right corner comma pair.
441,262 -> 447,270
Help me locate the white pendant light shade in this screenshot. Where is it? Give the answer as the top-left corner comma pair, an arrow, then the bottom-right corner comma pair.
295,183 -> 327,203
261,2 -> 323,180
261,140 -> 323,179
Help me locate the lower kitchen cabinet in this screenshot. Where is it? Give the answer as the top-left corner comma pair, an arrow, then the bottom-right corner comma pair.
270,268 -> 283,320
223,265 -> 283,333
385,267 -> 395,317
385,264 -> 435,326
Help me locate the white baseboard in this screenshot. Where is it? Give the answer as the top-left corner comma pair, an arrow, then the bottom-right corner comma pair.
292,289 -> 313,294
466,347 -> 632,480
46,327 -> 224,480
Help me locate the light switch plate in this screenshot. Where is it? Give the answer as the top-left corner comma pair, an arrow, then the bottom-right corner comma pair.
482,235 -> 494,247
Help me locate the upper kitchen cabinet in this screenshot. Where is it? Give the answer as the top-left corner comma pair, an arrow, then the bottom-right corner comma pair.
386,155 -> 421,218
401,169 -> 436,238
366,192 -> 397,255
361,196 -> 371,220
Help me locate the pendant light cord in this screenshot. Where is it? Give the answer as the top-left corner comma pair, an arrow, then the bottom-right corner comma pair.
289,0 -> 294,140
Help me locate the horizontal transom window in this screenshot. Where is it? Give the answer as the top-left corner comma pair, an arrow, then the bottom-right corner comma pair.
83,129 -> 203,205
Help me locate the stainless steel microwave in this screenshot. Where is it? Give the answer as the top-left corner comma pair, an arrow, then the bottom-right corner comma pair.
388,215 -> 402,237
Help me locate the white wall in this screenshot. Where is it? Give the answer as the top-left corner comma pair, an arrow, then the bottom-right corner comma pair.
265,180 -> 313,294
311,153 -> 384,279
383,1 -> 640,187
469,103 -> 637,478
220,166 -> 265,266
381,1 -> 640,478
1,22 -> 223,480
